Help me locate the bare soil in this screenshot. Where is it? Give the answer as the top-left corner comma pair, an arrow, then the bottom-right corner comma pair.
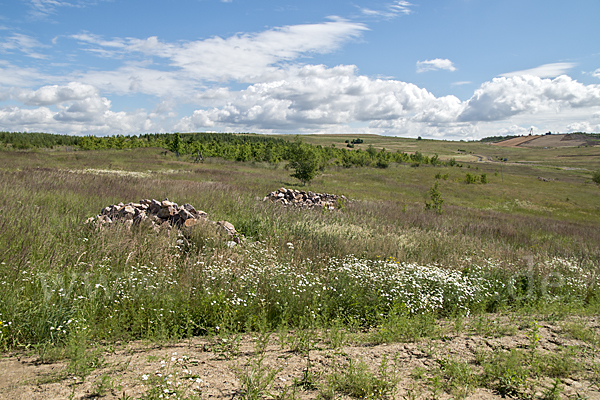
519,134 -> 590,148
492,134 -> 591,149
492,136 -> 542,148
1,316 -> 599,400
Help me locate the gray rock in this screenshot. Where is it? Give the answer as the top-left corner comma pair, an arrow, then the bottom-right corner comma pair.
149,199 -> 162,214
119,205 -> 136,220
157,205 -> 175,219
217,221 -> 237,237
178,209 -> 194,221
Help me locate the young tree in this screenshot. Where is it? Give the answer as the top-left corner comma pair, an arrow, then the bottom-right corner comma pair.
169,132 -> 182,156
366,144 -> 377,159
425,181 -> 444,214
287,137 -> 320,185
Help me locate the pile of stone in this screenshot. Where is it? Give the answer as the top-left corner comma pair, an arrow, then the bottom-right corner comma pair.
263,188 -> 346,210
86,199 -> 240,241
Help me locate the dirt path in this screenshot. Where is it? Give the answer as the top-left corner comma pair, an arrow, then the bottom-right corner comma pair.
1,316 -> 599,400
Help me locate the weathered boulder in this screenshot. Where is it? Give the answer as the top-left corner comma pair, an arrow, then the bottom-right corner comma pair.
178,209 -> 194,221
119,205 -> 136,220
183,218 -> 200,228
217,221 -> 237,236
157,205 -> 175,219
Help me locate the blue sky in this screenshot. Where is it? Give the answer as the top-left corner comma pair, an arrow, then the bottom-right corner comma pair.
1,0 -> 599,139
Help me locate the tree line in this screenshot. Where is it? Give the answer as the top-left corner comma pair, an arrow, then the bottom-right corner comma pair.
0,131 -> 80,149
1,131 -> 459,170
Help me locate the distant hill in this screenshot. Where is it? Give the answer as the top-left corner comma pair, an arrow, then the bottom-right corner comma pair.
488,133 -> 600,148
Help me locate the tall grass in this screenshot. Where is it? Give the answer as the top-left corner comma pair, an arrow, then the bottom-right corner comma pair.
0,159 -> 599,351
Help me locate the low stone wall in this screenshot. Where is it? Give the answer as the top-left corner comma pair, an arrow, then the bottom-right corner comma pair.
263,188 -> 346,210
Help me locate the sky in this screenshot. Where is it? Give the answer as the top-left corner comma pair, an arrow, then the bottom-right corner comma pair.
1,0 -> 599,140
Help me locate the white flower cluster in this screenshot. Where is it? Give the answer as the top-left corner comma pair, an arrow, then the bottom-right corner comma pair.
199,243 -> 502,317
326,256 -> 498,315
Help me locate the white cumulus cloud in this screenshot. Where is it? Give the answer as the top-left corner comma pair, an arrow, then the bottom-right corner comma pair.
458,75 -> 600,122
416,59 -> 456,73
566,121 -> 599,132
0,106 -> 55,126
0,81 -> 158,134
14,82 -> 98,106
175,65 -> 463,133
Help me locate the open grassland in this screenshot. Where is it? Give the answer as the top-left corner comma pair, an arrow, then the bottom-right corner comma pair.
295,134 -> 600,170
1,137 -> 600,399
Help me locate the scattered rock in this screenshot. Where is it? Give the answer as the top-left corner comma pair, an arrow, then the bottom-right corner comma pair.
87,198 -> 242,241
263,188 -> 346,210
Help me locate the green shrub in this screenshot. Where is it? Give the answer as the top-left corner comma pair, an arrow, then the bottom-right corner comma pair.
464,173 -> 478,184
323,355 -> 398,400
425,181 -> 444,214
593,170 -> 600,185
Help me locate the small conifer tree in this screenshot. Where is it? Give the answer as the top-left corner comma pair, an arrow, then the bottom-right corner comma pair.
425,181 -> 444,214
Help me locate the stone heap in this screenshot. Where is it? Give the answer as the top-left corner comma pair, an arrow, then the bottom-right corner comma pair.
86,199 -> 240,241
263,188 -> 346,210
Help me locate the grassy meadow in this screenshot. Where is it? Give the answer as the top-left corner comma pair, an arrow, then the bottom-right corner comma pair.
1,135 -> 600,399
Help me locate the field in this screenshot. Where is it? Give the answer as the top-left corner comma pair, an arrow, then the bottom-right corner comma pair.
1,135 -> 600,400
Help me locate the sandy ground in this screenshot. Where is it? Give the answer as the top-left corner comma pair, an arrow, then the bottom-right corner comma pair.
492,134 -> 591,149
492,136 -> 541,148
519,135 -> 590,148
1,316 -> 599,400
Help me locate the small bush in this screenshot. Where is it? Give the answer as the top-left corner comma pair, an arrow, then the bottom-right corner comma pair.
425,181 -> 444,214
593,170 -> 600,185
323,355 -> 398,400
479,349 -> 528,397
376,158 -> 389,168
436,357 -> 477,397
464,173 -> 478,184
